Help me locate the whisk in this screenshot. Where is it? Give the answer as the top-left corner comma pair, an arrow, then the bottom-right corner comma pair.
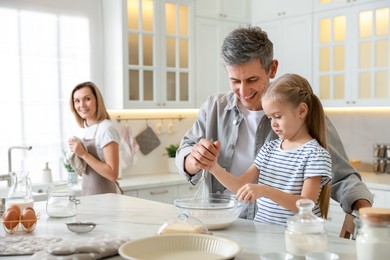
190,139 -> 214,203
191,168 -> 210,203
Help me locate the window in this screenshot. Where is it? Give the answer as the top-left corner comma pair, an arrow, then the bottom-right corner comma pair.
0,2 -> 97,185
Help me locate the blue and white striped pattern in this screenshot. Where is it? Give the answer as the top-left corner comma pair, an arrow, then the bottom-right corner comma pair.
253,138 -> 332,226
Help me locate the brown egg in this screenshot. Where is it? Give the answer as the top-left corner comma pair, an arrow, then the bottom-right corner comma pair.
24,207 -> 35,213
2,208 -> 20,231
7,204 -> 21,216
20,208 -> 37,231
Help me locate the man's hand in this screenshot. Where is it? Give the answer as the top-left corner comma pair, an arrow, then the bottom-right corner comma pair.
184,139 -> 220,175
352,199 -> 372,212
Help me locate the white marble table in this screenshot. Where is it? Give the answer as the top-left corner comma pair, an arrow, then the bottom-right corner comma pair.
1,194 -> 357,259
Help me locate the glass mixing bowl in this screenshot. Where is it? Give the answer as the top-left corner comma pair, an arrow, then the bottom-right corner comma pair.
173,193 -> 243,230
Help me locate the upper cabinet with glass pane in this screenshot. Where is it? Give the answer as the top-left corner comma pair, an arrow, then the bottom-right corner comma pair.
313,0 -> 381,12
313,1 -> 390,106
102,0 -> 194,109
196,0 -> 250,22
126,0 -> 194,108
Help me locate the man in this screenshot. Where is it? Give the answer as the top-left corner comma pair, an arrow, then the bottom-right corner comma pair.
175,26 -> 372,220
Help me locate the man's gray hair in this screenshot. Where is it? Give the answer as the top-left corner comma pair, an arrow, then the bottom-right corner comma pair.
221,26 -> 274,73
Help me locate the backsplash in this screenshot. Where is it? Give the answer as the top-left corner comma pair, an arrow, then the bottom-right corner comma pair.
110,109 -> 390,177
108,109 -> 198,177
325,109 -> 390,172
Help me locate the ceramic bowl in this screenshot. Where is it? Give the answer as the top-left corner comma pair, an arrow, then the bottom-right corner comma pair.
173,193 -> 243,230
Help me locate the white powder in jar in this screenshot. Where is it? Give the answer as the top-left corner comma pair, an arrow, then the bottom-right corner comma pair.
356,227 -> 390,260
285,231 -> 327,256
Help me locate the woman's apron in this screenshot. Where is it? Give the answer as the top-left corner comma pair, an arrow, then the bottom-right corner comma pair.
81,125 -> 117,196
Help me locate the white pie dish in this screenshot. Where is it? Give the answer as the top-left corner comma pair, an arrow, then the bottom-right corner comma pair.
118,233 -> 242,260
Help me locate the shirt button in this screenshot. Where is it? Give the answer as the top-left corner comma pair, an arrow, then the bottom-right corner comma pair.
233,119 -> 238,125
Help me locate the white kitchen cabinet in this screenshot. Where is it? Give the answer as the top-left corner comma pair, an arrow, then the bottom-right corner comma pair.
313,1 -> 390,107
252,0 -> 312,24
177,182 -> 199,196
325,183 -> 390,237
195,18 -> 246,107
369,186 -> 390,208
122,182 -> 199,204
196,0 -> 250,23
313,0 -> 387,13
138,185 -> 178,204
123,189 -> 138,197
255,14 -> 313,84
325,199 -> 345,237
102,0 -> 195,109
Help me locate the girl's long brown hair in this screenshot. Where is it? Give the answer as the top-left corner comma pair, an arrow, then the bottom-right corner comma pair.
262,74 -> 330,218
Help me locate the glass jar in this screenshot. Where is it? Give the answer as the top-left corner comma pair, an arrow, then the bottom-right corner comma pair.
356,208 -> 390,260
374,144 -> 381,157
285,199 -> 327,256
46,184 -> 80,218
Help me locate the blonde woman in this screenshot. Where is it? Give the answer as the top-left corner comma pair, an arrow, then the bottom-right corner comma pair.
209,74 -> 332,226
68,82 -> 120,195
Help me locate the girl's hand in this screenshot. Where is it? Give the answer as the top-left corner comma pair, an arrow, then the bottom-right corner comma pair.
237,183 -> 264,203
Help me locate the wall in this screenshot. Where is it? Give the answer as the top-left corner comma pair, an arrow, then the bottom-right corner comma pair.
111,109 -> 390,177
108,109 -> 198,177
326,109 -> 390,172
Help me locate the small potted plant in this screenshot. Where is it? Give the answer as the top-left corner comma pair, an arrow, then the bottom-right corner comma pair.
62,150 -> 78,184
165,144 -> 179,173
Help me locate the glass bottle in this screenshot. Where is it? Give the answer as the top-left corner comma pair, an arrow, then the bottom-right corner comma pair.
356,208 -> 390,260
285,199 -> 327,256
6,171 -> 34,211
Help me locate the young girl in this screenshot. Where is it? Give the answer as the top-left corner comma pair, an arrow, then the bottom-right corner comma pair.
209,74 -> 332,226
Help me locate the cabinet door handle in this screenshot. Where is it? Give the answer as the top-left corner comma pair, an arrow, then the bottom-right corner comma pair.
150,190 -> 169,195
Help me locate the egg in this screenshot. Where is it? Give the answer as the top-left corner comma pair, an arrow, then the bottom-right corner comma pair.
7,204 -> 21,216
20,207 -> 37,232
2,208 -> 20,231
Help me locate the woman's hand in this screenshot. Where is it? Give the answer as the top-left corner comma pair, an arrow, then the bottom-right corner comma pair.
68,138 -> 87,158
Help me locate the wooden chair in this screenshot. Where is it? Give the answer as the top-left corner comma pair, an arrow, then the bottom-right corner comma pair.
339,213 -> 356,239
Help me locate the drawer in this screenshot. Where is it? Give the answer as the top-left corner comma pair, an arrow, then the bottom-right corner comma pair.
177,183 -> 200,196
138,185 -> 178,204
123,189 -> 138,197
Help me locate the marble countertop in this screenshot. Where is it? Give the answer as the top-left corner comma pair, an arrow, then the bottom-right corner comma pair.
1,194 -> 357,259
18,171 -> 390,204
360,171 -> 390,190
110,171 -> 390,192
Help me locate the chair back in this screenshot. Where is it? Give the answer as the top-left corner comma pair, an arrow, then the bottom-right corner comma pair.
340,213 -> 356,239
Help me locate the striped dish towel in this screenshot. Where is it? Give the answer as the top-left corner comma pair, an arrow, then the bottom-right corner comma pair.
69,137 -> 87,176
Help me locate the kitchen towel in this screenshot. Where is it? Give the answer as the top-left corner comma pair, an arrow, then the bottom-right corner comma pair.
119,125 -> 139,169
135,126 -> 161,155
30,234 -> 130,260
68,137 -> 87,176
0,236 -> 62,256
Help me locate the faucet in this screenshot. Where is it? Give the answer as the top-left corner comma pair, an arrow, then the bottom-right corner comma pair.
0,145 -> 32,187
